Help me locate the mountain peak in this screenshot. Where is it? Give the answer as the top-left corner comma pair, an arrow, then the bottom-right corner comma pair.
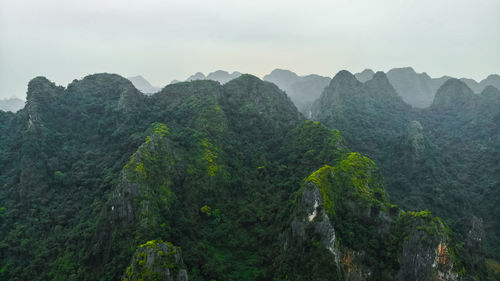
330,70 -> 360,89
354,69 -> 375,82
263,69 -> 300,90
187,72 -> 206,81
227,73 -> 262,85
26,76 -> 62,102
372,71 -> 390,81
127,75 -> 160,94
480,85 -> 500,98
268,68 -> 298,77
360,69 -> 375,75
432,78 -> 474,108
364,71 -> 397,95
206,70 -> 242,84
388,66 -> 416,75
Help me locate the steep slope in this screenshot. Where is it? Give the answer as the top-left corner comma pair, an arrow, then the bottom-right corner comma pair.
312,70 -> 411,163
279,153 -> 468,281
312,70 -> 500,270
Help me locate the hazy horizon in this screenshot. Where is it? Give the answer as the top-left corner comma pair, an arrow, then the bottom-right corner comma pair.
1,0 -> 499,99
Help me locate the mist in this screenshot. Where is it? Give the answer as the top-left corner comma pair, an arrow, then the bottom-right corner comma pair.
1,0 -> 499,99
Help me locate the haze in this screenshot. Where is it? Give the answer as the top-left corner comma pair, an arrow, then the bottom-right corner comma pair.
1,0 -> 499,99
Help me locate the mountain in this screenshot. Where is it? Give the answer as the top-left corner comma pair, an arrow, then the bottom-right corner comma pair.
312,70 -> 500,275
206,70 -> 242,84
263,69 -> 331,115
385,67 -> 447,108
127,75 -> 161,94
354,68 -> 375,82
355,67 -> 500,108
184,70 -> 242,84
0,72 -> 485,280
312,70 -> 411,161
478,74 -> 500,92
0,97 -> 25,112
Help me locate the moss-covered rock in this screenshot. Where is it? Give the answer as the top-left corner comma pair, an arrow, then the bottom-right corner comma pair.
288,152 -> 470,281
123,240 -> 188,281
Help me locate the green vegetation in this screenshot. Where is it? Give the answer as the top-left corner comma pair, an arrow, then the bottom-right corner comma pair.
0,73 -> 491,280
313,71 -> 500,280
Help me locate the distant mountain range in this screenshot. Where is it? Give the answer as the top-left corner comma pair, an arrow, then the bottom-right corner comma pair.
178,68 -> 500,110
7,68 -> 500,114
263,69 -> 331,115
127,75 -> 161,94
0,97 -> 25,112
354,67 -> 500,108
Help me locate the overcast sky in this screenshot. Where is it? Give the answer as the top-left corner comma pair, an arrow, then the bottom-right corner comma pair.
1,0 -> 499,99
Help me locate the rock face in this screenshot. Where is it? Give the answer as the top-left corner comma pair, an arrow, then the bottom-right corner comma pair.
111,123 -> 178,233
407,120 -> 425,157
123,240 -> 188,281
396,214 -> 459,281
286,152 -> 469,281
291,182 -> 339,262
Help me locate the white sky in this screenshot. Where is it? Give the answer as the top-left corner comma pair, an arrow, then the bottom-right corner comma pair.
1,0 -> 499,99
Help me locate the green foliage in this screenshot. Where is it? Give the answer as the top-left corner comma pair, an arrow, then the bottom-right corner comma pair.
0,73 -> 487,281
200,205 -> 212,216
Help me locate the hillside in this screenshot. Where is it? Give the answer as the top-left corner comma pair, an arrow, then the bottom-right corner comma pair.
312,70 -> 500,276
0,73 -> 488,280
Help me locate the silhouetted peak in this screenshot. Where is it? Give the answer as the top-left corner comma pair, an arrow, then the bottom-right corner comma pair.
480,85 -> 500,98
484,74 -> 500,80
329,70 -> 360,89
206,70 -> 242,84
364,71 -> 394,90
354,69 -> 375,82
372,71 -> 390,82
360,69 -> 375,75
387,67 -> 416,75
187,72 -> 206,81
227,73 -> 262,85
127,75 -> 160,94
432,78 -> 474,108
267,68 -> 298,78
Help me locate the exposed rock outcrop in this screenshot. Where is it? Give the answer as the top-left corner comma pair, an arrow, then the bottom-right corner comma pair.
287,152 -> 469,281
123,240 -> 188,281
